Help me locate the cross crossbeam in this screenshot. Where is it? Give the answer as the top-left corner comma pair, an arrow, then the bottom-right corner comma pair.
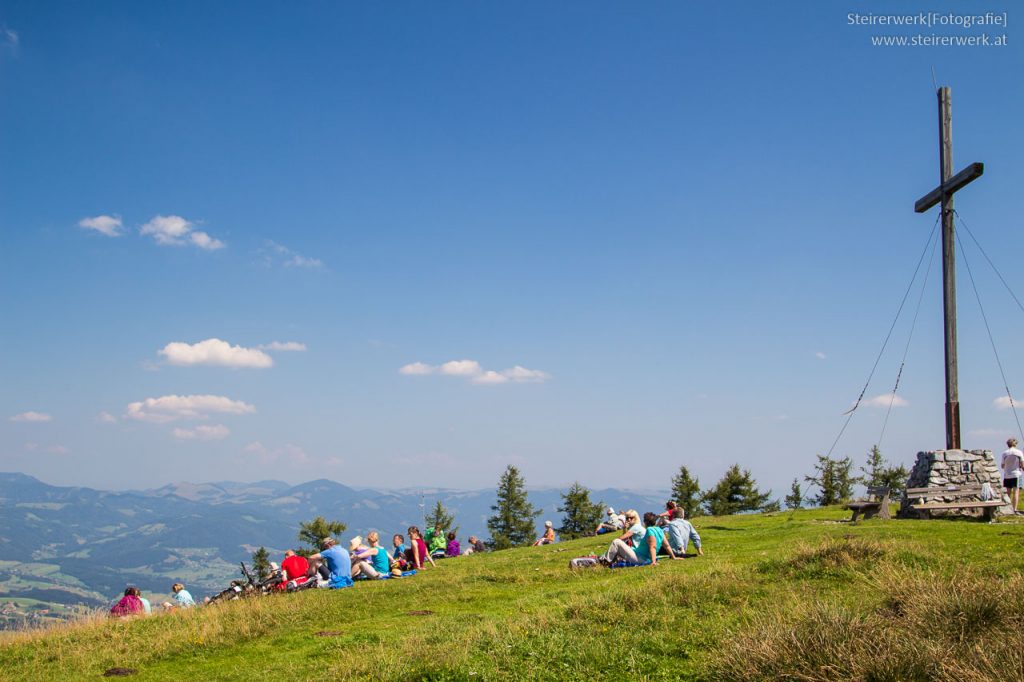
914,162 -> 984,214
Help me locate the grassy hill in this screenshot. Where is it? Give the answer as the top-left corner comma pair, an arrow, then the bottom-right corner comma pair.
3,506 -> 1024,681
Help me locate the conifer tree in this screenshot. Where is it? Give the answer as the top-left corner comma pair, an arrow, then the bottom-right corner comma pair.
297,516 -> 347,555
805,454 -> 860,505
556,482 -> 603,539
487,465 -> 540,550
670,465 -> 703,518
701,464 -> 771,516
251,546 -> 271,580
861,445 -> 910,496
784,478 -> 804,509
424,500 -> 457,534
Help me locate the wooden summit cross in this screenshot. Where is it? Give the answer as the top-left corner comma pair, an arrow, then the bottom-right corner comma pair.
914,86 -> 984,451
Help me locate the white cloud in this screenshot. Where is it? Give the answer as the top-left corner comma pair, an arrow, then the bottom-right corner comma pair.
815,352 -> 827,360
158,338 -> 273,369
3,27 -> 17,49
260,240 -> 324,269
439,360 -> 483,376
10,411 -> 52,423
189,231 -> 226,250
259,341 -> 307,352
23,442 -> 38,451
78,215 -> 123,237
861,393 -> 908,408
400,359 -> 551,385
140,215 -> 225,250
399,362 -> 436,376
472,370 -> 509,385
47,445 -> 71,455
97,411 -> 118,424
500,366 -> 551,383
993,396 -> 1022,410
173,424 -> 230,441
286,254 -> 323,268
125,394 -> 255,423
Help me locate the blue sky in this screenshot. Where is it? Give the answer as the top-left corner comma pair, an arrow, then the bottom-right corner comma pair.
1,1 -> 1022,498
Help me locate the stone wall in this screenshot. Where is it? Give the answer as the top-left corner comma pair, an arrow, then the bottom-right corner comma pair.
898,449 -> 1013,518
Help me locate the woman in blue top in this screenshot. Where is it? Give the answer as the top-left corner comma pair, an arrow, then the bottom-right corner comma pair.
600,509 -> 644,565
634,512 -> 680,565
350,532 -> 390,579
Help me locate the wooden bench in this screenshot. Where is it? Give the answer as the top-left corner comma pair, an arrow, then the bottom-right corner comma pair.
846,486 -> 891,522
905,483 -> 1003,522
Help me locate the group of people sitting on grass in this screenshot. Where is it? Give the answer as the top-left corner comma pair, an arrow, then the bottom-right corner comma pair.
585,503 -> 703,568
109,525 -> 491,616
110,505 -> 702,615
298,525 -> 488,589
109,583 -> 195,617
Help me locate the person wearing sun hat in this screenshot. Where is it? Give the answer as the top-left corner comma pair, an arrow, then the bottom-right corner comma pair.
533,520 -> 557,546
594,507 -> 626,535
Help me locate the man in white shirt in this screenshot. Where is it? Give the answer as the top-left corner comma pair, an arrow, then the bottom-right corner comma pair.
1000,437 -> 1023,514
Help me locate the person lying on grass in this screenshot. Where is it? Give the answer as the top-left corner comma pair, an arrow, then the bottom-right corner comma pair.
663,507 -> 703,557
594,507 -> 626,535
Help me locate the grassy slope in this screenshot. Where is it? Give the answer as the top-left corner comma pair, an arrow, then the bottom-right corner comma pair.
3,507 -> 1024,681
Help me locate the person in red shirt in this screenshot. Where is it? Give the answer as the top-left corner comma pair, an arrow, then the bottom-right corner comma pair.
280,549 -> 310,590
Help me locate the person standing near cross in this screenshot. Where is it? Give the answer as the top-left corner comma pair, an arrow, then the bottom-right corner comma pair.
1000,438 -> 1023,514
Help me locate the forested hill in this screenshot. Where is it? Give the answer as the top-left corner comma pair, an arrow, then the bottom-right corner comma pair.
0,472 -> 664,626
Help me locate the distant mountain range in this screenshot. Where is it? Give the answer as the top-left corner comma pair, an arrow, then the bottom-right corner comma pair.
0,472 -> 666,627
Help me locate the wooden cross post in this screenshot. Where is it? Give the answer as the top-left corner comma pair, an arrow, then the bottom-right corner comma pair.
914,86 -> 984,451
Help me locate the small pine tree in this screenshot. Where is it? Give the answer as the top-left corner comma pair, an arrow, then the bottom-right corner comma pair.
701,464 -> 771,516
863,445 -> 885,485
424,500 -> 457,534
784,478 -> 804,509
297,516 -> 348,554
670,465 -> 703,518
487,465 -> 540,550
806,454 -> 860,506
251,546 -> 271,580
861,445 -> 910,497
556,482 -> 603,539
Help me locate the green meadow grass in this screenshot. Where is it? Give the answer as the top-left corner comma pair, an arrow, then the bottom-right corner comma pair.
3,506 -> 1024,681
